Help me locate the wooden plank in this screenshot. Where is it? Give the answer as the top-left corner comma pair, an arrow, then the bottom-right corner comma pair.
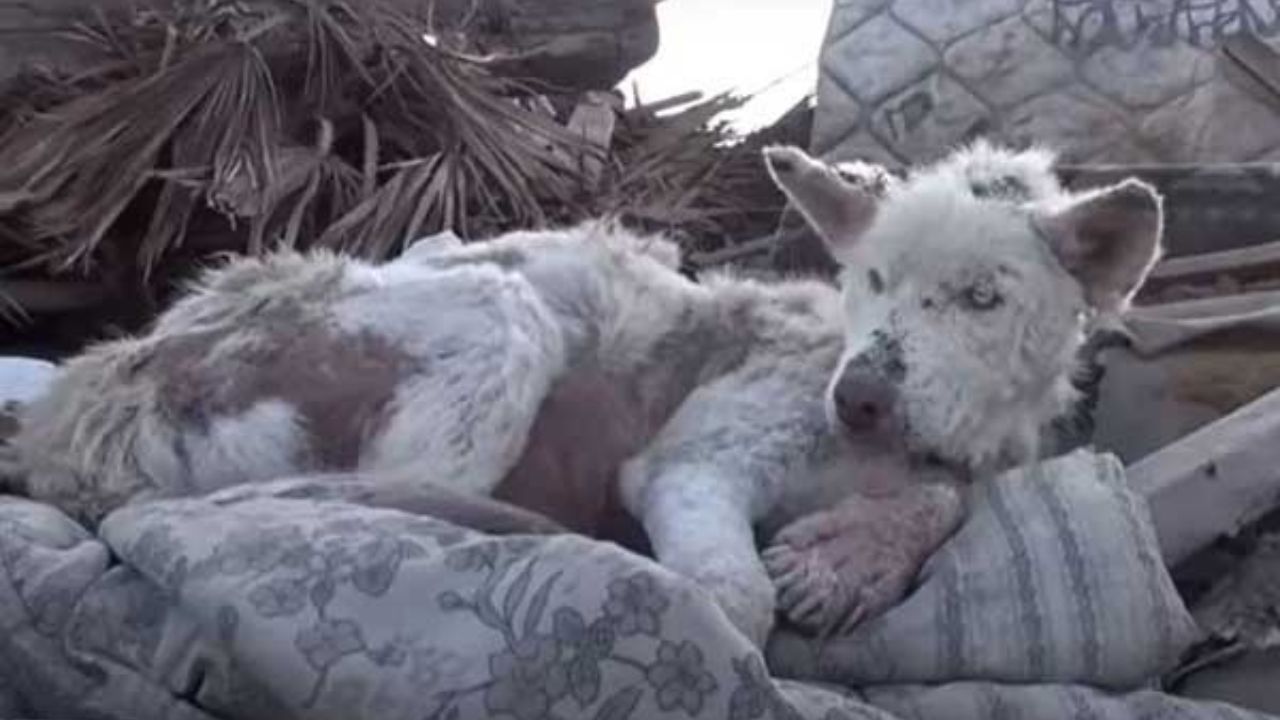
567,92 -> 618,185
1128,386 -> 1280,567
1148,239 -> 1280,282
1132,288 -> 1280,319
630,91 -> 703,117
0,279 -> 109,314
1222,35 -> 1280,116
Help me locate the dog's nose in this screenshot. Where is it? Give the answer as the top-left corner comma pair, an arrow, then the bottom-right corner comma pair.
833,367 -> 896,433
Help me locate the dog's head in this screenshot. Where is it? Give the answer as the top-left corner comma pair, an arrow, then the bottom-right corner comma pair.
765,141 -> 1163,473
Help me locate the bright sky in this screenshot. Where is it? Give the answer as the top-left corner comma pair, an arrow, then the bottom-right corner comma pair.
623,0 -> 833,133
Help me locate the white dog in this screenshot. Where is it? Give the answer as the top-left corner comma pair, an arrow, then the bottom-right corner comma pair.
12,142 -> 1163,647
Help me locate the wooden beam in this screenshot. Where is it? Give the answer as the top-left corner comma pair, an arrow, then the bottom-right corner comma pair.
1147,239 -> 1280,283
1128,386 -> 1280,567
0,279 -> 110,315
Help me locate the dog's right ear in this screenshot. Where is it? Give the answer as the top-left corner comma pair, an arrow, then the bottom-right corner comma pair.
764,146 -> 885,262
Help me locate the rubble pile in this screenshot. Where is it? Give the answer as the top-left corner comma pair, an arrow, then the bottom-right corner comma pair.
0,0 -> 803,348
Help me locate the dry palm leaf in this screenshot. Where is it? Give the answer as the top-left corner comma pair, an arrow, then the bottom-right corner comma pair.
0,0 -> 590,278
596,92 -> 788,254
0,0 -> 800,336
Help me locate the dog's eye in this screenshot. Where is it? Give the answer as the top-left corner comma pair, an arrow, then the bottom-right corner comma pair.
867,269 -> 885,294
962,281 -> 1003,310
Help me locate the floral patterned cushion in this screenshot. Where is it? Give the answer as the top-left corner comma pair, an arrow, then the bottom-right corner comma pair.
0,482 -> 888,720
0,459 -> 1274,720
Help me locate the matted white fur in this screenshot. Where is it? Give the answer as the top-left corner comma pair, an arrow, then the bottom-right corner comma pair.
12,144 -> 1164,647
766,139 -> 1163,472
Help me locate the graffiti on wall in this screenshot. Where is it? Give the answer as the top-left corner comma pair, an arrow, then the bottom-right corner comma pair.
881,90 -> 934,142
1051,0 -> 1280,50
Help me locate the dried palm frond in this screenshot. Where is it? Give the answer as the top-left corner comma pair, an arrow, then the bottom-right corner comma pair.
0,42 -> 276,270
596,92 -> 789,255
0,0 -> 804,340
0,0 -> 590,279
0,288 -> 27,327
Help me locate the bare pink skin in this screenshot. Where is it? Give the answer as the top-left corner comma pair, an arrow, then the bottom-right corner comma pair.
762,479 -> 964,635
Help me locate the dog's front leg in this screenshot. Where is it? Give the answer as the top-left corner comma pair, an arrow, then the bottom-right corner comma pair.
620,366 -> 833,647
632,469 -> 775,647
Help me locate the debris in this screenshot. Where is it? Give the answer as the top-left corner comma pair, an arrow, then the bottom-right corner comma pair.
1143,240 -> 1280,303
1128,385 -> 1280,567
1148,240 -> 1280,285
0,0 -> 805,347
1167,533 -> 1280,714
566,91 -> 620,185
1177,647 -> 1280,715
1192,534 -> 1280,648
0,279 -> 112,317
1091,291 -> 1280,463
0,357 -> 55,405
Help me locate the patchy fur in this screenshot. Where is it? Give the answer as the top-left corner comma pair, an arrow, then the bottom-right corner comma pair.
14,221 -> 846,645
766,139 -> 1163,473
13,145 -> 1164,647
761,140 -> 1164,633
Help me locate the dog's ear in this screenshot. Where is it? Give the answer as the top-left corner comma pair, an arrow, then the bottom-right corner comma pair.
764,146 -> 885,262
1034,178 -> 1164,314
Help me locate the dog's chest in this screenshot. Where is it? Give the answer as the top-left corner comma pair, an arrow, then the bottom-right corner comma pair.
493,366 -> 659,549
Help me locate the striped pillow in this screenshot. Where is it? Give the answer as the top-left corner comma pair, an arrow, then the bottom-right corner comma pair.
768,449 -> 1200,690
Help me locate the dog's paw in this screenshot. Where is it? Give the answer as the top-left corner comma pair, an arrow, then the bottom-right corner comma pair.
762,513 -> 918,635
762,484 -> 962,635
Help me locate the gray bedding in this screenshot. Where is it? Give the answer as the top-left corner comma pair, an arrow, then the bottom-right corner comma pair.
0,450 -> 1273,720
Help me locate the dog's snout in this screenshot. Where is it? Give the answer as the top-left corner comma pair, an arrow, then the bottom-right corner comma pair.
833,367 -> 897,433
